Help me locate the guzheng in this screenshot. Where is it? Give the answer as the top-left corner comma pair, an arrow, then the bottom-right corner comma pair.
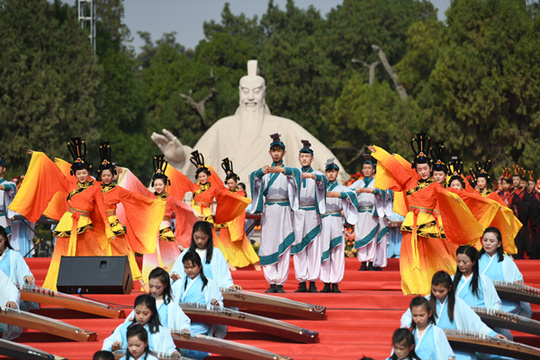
0,338 -> 67,360
494,280 -> 540,305
444,329 -> 540,360
473,306 -> 540,336
221,287 -> 326,320
171,331 -> 292,360
18,284 -> 125,318
112,350 -> 194,360
0,307 -> 97,342
180,302 -> 319,343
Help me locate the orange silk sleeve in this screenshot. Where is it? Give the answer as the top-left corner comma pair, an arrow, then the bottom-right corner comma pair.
9,152 -> 72,222
165,165 -> 196,200
437,189 -> 484,246
214,190 -> 251,224
372,146 -> 419,192
170,197 -> 199,249
116,187 -> 165,254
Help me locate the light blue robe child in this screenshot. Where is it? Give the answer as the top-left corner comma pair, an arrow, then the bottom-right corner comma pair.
171,275 -> 223,335
0,269 -> 22,340
170,247 -> 233,289
102,322 -> 176,355
402,295 -> 498,360
125,299 -> 191,333
453,274 -> 502,310
478,252 -> 532,317
413,323 -> 455,360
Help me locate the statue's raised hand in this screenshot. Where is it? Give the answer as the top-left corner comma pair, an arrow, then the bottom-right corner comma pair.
151,129 -> 187,164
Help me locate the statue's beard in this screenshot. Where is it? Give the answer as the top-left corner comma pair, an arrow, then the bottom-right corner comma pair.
236,103 -> 266,147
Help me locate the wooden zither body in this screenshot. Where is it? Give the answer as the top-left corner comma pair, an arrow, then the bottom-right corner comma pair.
221,287 -> 326,319
444,329 -> 540,360
494,280 -> 540,305
0,339 -> 66,360
180,302 -> 319,343
472,306 -> 540,336
18,284 -> 125,318
0,307 -> 96,342
171,331 -> 292,360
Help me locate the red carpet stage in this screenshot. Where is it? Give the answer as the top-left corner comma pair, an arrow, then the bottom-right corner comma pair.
5,257 -> 540,360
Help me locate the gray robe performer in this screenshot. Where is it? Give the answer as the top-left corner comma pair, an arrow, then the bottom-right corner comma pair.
320,158 -> 358,293
250,134 -> 301,293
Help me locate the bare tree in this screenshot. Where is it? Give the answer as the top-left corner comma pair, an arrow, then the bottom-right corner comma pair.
179,68 -> 217,130
372,45 -> 408,100
351,58 -> 380,86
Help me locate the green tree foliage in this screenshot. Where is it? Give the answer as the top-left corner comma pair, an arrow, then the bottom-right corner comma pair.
0,0 -> 101,177
422,0 -> 540,173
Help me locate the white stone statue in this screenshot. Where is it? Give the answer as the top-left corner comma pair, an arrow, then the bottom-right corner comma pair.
151,60 -> 349,185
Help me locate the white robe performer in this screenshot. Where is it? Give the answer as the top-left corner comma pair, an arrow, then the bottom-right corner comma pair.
0,269 -> 22,340
320,176 -> 358,286
0,176 -> 16,237
348,175 -> 391,269
292,154 -> 327,288
250,137 -> 301,291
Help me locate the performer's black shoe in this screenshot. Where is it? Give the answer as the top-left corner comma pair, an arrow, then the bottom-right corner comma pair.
275,285 -> 285,293
320,283 -> 332,293
367,262 -> 375,271
265,284 -> 277,293
359,262 -> 367,271
374,266 -> 382,271
308,281 -> 319,293
295,282 -> 308,293
331,283 -> 341,293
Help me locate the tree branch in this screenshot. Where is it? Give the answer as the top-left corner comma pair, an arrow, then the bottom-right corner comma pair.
372,44 -> 408,100
179,68 -> 217,130
352,58 -> 380,86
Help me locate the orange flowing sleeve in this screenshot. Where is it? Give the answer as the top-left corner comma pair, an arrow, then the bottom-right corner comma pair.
116,187 -> 165,254
227,191 -> 249,242
9,152 -> 72,222
42,157 -> 76,220
117,167 -> 154,198
170,197 -> 199,249
89,184 -> 115,250
213,188 -> 251,224
372,146 -> 418,192
436,189 -> 484,246
165,165 -> 196,200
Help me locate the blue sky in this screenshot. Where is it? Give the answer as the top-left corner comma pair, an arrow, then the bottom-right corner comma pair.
123,0 -> 451,52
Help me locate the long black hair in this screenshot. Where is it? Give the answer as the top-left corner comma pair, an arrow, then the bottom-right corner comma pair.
148,267 -> 172,305
0,226 -> 13,251
389,328 -> 421,360
430,271 -> 455,323
189,221 -> 214,264
183,251 -> 208,290
479,227 -> 504,262
125,324 -> 151,360
454,245 -> 480,298
133,294 -> 161,334
409,296 -> 435,329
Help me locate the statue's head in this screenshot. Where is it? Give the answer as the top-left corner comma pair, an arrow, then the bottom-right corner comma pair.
239,60 -> 266,111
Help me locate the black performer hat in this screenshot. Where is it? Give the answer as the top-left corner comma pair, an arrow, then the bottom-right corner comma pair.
269,133 -> 285,150
67,137 -> 92,175
325,158 -> 339,172
152,155 -> 170,186
430,143 -> 447,173
299,140 -> 314,155
221,157 -> 239,183
97,142 -> 116,176
190,150 -> 211,178
410,133 -> 430,168
448,156 -> 464,187
470,160 -> 492,182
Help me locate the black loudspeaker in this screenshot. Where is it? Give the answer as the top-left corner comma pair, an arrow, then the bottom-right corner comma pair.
57,256 -> 133,294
